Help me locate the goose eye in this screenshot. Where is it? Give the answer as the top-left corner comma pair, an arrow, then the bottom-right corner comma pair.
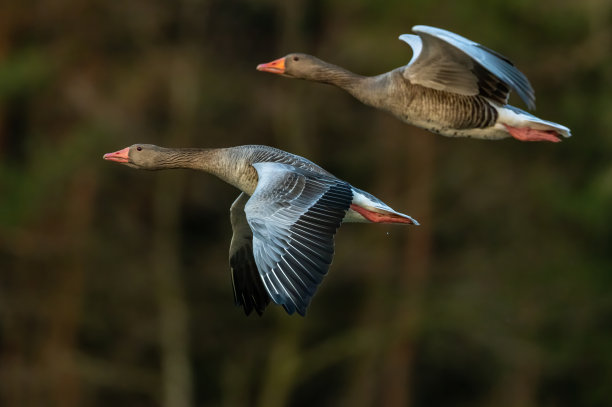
293,56 -> 300,62
136,146 -> 142,151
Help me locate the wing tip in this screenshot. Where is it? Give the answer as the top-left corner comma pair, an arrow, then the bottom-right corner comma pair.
235,292 -> 270,317
410,24 -> 539,109
411,24 -> 431,33
282,302 -> 307,317
398,33 -> 419,44
398,33 -> 423,58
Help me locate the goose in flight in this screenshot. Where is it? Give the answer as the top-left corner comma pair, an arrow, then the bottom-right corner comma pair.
257,25 -> 571,142
103,144 -> 417,316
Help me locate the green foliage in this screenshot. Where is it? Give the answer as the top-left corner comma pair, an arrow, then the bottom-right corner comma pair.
0,48 -> 53,99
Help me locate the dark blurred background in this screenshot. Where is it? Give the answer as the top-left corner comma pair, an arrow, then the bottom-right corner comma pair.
1,0 -> 611,406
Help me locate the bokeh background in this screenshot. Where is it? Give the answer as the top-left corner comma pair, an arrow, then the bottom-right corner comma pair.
1,0 -> 611,406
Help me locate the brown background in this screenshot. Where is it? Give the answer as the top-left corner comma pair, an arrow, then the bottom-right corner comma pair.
1,0 -> 610,406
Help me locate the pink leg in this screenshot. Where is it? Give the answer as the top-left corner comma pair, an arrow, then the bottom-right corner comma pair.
503,124 -> 562,143
350,204 -> 415,224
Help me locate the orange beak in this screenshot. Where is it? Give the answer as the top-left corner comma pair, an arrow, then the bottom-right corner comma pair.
256,57 -> 286,74
103,147 -> 130,163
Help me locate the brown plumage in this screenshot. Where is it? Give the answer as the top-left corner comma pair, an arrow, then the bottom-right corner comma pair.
257,25 -> 571,142
103,144 -> 417,316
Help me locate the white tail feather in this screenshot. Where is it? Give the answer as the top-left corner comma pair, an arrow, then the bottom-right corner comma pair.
499,105 -> 571,138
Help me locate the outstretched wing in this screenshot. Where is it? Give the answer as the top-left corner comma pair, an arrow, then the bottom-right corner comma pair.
229,192 -> 270,316
399,25 -> 535,109
245,162 -> 353,316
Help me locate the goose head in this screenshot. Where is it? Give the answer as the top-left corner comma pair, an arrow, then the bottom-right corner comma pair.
257,53 -> 334,81
103,144 -> 166,169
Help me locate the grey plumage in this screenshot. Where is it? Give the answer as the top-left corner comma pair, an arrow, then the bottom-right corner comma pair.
257,25 -> 570,141
103,144 -> 416,316
246,163 -> 353,315
403,25 -> 535,109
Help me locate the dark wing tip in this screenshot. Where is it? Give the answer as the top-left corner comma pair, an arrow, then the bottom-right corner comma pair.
476,43 -> 514,66
414,25 -> 537,109
230,246 -> 271,317
282,303 -> 307,316
476,44 -> 536,109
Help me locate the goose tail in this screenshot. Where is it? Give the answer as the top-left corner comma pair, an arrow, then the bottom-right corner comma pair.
345,188 -> 419,225
498,105 -> 571,142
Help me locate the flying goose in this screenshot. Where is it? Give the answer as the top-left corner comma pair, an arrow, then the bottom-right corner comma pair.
257,25 -> 571,142
103,144 -> 417,316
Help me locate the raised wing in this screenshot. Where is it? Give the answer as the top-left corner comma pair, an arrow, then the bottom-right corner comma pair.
229,192 -> 270,316
399,25 -> 535,109
245,162 -> 353,316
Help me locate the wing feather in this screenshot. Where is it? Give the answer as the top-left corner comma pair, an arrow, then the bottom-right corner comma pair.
399,25 -> 535,109
245,162 -> 353,315
228,193 -> 271,316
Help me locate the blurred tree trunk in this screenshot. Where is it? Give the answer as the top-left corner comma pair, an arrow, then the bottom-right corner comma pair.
489,307 -> 541,407
379,125 -> 434,407
256,1 -> 311,406
339,286 -> 387,407
149,0 -> 215,402
33,170 -> 96,407
152,170 -> 193,407
151,47 -> 203,407
256,316 -> 304,407
339,154 -> 397,407
270,0 -> 313,156
340,117 -> 434,407
493,359 -> 540,407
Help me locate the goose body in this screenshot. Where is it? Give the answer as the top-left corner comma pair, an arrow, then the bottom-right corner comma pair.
103,144 -> 417,316
257,25 -> 571,142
